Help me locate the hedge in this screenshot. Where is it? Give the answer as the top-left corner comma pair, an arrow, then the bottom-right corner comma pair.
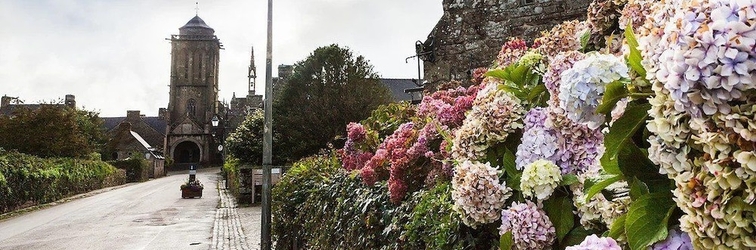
0,149 -> 125,214
271,154 -> 498,250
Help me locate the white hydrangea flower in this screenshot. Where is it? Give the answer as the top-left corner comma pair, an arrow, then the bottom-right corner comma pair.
559,52 -> 629,129
520,159 -> 562,200
451,160 -> 512,227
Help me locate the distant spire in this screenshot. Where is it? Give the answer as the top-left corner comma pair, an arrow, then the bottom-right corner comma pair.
195,2 -> 199,16
249,46 -> 257,95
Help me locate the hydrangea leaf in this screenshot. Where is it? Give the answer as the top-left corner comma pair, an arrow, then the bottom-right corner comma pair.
500,231 -> 514,250
580,30 -> 591,52
624,25 -> 646,78
629,177 -> 649,200
561,174 -> 578,186
601,102 -> 650,175
584,174 -> 622,202
608,213 -> 627,240
543,193 -> 575,241
625,192 -> 675,250
618,140 -> 665,184
596,80 -> 628,115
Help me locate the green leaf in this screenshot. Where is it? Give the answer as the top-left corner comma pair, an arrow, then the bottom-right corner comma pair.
629,177 -> 649,200
585,174 -> 622,202
502,148 -> 517,176
543,194 -> 575,241
608,213 -> 627,240
500,231 -> 514,250
597,80 -> 629,115
580,30 -> 591,51
486,69 -> 510,81
601,102 -> 651,175
527,84 -> 548,104
559,227 -> 597,249
561,174 -> 579,186
624,25 -> 647,78
625,192 -> 675,250
618,142 -> 664,184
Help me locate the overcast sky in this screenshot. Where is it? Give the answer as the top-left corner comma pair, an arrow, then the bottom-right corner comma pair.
0,0 -> 442,117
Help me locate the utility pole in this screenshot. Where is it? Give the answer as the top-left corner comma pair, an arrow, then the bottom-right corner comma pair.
261,0 -> 273,249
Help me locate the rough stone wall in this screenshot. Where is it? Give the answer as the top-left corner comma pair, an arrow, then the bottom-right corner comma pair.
421,0 -> 592,90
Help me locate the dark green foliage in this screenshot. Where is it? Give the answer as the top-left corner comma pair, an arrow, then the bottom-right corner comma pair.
0,149 -> 125,213
0,105 -> 107,158
108,158 -> 149,182
273,44 -> 393,163
223,157 -> 242,198
226,109 -> 264,165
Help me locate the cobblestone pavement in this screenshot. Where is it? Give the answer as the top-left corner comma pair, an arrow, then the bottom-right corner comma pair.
212,180 -> 251,250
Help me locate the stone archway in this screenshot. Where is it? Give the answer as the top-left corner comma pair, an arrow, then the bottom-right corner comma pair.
174,141 -> 201,164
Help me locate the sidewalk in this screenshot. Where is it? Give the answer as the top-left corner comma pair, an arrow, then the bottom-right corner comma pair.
212,180 -> 255,250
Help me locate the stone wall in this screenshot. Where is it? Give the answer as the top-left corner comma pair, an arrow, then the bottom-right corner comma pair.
421,0 -> 592,90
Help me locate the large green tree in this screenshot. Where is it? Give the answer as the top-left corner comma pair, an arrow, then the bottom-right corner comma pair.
225,109 -> 285,165
273,44 -> 392,163
0,105 -> 107,158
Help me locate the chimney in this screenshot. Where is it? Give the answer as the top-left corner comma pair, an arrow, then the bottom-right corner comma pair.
158,108 -> 167,120
1,95 -> 10,108
126,110 -> 141,121
64,94 -> 76,108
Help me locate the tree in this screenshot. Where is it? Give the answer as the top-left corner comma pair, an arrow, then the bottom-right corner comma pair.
273,44 -> 392,163
225,109 -> 284,165
0,105 -> 107,158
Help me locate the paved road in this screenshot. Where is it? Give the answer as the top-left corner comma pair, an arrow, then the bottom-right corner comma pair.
0,170 -> 221,250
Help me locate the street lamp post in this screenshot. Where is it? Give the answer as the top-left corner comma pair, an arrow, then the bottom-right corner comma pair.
261,0 -> 274,249
211,115 -> 227,185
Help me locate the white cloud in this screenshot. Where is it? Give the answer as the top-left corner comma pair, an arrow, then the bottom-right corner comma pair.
0,0 -> 442,117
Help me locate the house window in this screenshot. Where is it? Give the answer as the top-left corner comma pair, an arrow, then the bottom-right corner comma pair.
187,99 -> 197,117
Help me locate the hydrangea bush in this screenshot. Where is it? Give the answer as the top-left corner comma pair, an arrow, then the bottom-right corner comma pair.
272,0 -> 756,249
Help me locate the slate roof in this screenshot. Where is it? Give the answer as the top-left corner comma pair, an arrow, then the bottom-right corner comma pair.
102,116 -> 166,136
181,15 -> 214,31
379,78 -> 423,102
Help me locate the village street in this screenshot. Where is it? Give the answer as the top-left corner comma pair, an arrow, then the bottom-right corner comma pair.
0,169 -> 255,250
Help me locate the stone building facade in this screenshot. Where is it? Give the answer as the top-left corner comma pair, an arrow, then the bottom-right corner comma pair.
420,0 -> 592,90
164,15 -> 223,168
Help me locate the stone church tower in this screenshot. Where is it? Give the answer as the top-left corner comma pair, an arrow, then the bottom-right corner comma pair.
164,15 -> 223,168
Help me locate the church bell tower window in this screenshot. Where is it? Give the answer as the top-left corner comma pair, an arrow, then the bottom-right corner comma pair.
187,99 -> 197,117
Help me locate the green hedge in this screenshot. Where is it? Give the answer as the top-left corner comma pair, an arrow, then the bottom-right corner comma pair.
223,157 -> 242,198
0,149 -> 125,213
271,154 -> 497,249
108,158 -> 149,183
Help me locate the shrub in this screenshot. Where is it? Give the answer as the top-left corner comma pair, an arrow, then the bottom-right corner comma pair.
108,158 -> 149,183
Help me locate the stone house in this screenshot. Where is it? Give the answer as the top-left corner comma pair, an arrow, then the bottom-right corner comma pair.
419,0 -> 593,90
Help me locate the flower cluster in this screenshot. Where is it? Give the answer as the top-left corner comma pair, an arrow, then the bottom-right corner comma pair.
649,228 -> 693,250
499,200 -> 555,250
520,159 -> 562,201
544,51 -> 585,107
496,38 -> 529,68
451,80 -> 525,161
417,85 -> 479,128
340,122 -> 374,171
515,108 -> 560,169
361,122 -> 417,186
547,109 -> 605,175
570,177 -> 631,229
565,234 -> 621,250
451,160 -> 511,227
586,0 -> 627,35
535,20 -> 589,59
638,0 -> 756,248
618,0 -> 654,31
559,52 -> 629,129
